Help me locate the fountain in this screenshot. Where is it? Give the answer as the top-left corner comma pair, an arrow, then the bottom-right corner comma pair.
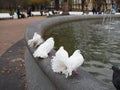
24,15 -> 120,90
102,3 -> 117,30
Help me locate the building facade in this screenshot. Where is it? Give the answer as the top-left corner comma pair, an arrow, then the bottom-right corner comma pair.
72,0 -> 113,11
50,0 -> 116,11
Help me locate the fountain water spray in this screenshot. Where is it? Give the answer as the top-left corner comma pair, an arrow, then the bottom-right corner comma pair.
102,5 -> 116,31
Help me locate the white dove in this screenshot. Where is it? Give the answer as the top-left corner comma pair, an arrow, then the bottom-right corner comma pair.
51,46 -> 69,73
64,50 -> 84,78
52,48 -> 84,78
33,37 -> 54,58
28,32 -> 44,47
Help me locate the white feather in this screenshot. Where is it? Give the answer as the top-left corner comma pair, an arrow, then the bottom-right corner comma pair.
51,46 -> 69,73
51,48 -> 84,78
28,32 -> 44,47
65,50 -> 84,78
33,37 -> 54,58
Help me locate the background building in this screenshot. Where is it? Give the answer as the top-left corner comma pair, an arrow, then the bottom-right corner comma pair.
50,0 -> 117,12
0,0 -> 119,13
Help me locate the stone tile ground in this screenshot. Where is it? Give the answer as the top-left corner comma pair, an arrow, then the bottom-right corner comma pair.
0,16 -> 46,90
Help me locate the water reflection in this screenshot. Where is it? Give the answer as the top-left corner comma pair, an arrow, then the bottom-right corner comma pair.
43,19 -> 120,86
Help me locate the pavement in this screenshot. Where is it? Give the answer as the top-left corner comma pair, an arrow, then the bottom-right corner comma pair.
0,16 -> 47,90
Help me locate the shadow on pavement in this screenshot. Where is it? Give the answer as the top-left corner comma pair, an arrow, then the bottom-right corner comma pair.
0,39 -> 27,90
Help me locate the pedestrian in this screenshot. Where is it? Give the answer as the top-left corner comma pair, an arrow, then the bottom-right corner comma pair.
16,5 -> 21,19
92,7 -> 95,14
40,10 -> 43,16
27,7 -> 32,17
111,3 -> 116,14
94,6 -> 98,14
97,6 -> 101,14
85,5 -> 89,14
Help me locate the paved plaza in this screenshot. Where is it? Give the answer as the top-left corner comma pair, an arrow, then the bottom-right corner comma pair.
0,16 -> 47,90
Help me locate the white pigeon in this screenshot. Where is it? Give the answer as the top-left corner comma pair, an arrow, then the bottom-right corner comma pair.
33,37 -> 54,58
51,48 -> 84,78
64,50 -> 84,78
28,32 -> 44,47
51,46 -> 69,73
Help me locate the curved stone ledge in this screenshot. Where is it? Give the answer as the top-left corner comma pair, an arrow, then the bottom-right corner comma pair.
25,15 -> 120,90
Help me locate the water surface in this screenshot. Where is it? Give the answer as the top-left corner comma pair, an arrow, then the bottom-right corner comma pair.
43,19 -> 120,86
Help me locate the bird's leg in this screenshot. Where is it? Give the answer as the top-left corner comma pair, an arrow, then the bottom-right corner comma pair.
72,70 -> 79,75
65,73 -> 69,78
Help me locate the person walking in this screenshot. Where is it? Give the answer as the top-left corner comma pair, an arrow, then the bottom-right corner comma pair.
85,5 -> 89,14
92,6 -> 96,14
27,7 -> 32,17
111,3 -> 117,14
16,5 -> 21,19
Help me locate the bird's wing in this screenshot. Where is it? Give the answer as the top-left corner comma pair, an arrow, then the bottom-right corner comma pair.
51,56 -> 67,73
33,46 -> 48,58
55,46 -> 69,62
28,32 -> 44,47
67,50 -> 84,70
51,46 -> 69,74
33,41 -> 48,58
34,32 -> 44,43
113,77 -> 120,90
27,39 -> 34,47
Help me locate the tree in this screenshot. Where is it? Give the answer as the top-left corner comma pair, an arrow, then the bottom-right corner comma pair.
0,0 -> 29,14
29,0 -> 50,5
29,0 -> 50,10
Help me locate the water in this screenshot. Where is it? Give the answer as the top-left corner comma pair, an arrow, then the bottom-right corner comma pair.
43,19 -> 120,86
